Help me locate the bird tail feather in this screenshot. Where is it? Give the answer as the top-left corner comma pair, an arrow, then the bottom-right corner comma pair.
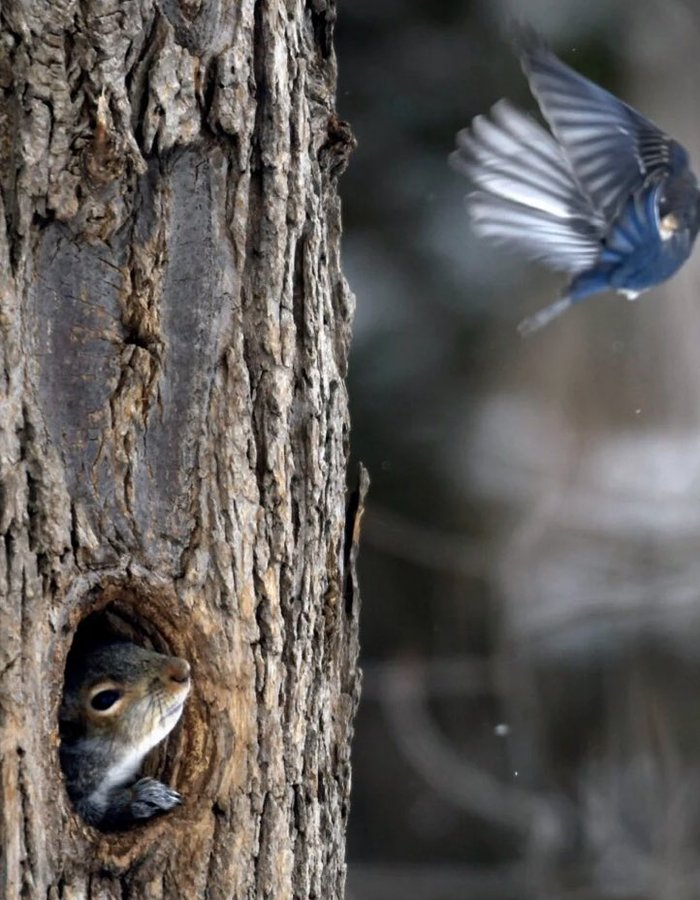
518,295 -> 573,336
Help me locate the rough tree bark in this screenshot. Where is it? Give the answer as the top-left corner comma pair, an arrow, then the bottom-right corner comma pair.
0,1 -> 364,897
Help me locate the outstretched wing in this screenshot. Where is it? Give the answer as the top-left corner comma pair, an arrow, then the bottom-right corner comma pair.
517,27 -> 690,221
451,99 -> 604,272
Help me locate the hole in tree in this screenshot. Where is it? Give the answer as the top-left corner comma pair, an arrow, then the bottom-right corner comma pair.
59,594 -> 193,832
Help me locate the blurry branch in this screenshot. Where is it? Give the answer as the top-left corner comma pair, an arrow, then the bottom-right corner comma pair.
364,505 -> 487,577
361,655 -> 492,698
347,862 -> 531,900
377,657 -> 567,849
573,676 -> 700,900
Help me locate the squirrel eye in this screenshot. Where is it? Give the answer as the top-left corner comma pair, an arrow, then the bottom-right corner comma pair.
90,689 -> 122,711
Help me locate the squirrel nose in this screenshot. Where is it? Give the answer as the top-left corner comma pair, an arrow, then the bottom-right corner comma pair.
167,657 -> 191,684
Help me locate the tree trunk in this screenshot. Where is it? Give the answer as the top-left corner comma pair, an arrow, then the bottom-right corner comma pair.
0,1 -> 363,897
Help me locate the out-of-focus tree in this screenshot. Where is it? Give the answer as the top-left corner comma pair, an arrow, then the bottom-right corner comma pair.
340,1 -> 700,897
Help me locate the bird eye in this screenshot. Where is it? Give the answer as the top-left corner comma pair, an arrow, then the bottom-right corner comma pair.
90,689 -> 122,711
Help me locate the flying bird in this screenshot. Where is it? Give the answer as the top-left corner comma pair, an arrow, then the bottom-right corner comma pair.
451,30 -> 700,335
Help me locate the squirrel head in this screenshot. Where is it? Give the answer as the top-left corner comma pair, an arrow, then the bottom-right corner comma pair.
60,642 -> 191,761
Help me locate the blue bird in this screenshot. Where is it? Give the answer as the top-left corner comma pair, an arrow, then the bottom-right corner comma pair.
451,30 -> 700,334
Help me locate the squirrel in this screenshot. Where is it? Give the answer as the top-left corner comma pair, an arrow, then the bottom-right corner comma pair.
59,641 -> 191,830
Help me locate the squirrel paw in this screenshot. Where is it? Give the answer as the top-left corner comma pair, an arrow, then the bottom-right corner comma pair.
130,777 -> 182,820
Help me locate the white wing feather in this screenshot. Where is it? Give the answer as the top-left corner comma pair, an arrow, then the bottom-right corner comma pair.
451,101 -> 605,273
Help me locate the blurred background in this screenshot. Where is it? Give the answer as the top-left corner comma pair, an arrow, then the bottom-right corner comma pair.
336,2 -> 700,898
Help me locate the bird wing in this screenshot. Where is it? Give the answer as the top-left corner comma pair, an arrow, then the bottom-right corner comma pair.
451,99 -> 604,272
517,29 -> 689,222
